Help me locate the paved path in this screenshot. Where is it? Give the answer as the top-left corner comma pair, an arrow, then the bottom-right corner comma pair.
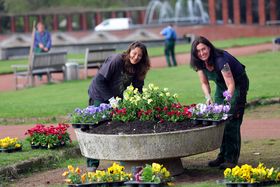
0,118 -> 279,141
0,43 -> 273,92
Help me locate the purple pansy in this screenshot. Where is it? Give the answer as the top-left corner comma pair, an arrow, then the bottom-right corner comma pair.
223,90 -> 232,102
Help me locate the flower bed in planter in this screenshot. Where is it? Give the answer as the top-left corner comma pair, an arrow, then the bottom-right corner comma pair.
70,84 -> 231,175
0,137 -> 22,153
25,123 -> 71,149
63,163 -> 131,187
224,163 -> 280,187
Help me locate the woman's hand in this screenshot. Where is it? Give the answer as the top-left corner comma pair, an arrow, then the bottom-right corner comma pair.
205,95 -> 213,105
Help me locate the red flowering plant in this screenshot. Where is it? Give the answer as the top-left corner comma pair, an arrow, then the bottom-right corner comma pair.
111,84 -> 193,123
25,124 -> 71,149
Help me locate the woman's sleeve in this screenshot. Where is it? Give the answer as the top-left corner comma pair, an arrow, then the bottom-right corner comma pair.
94,74 -> 114,101
99,55 -> 120,81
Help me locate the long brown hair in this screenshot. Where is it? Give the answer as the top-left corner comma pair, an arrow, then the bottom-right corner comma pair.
122,41 -> 150,80
190,36 -> 223,71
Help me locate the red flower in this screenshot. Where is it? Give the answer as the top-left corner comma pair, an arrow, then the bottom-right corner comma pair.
163,106 -> 168,111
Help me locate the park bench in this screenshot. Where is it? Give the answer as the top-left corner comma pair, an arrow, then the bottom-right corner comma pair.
82,48 -> 116,79
11,51 -> 67,90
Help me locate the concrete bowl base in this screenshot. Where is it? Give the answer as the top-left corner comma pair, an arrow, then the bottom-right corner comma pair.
75,123 -> 225,176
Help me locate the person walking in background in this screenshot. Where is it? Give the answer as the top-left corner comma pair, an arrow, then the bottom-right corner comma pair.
33,22 -> 52,53
190,36 -> 249,169
87,41 -> 151,171
160,24 -> 177,67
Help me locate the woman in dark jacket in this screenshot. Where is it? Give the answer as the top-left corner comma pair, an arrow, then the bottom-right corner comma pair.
88,41 -> 150,106
190,36 -> 249,169
87,41 -> 151,170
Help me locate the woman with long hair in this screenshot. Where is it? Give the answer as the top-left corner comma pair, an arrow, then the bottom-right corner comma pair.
190,36 -> 249,169
87,41 -> 151,170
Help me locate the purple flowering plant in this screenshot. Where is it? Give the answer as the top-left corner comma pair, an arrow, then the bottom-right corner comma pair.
190,103 -> 230,120
190,90 -> 231,120
70,103 -> 112,124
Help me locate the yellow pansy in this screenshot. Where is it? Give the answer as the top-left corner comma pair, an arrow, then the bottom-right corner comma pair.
276,172 -> 280,181
224,168 -> 231,177
62,171 -> 69,177
68,165 -> 74,172
1,142 -> 9,148
81,173 -> 87,183
152,163 -> 162,173
267,167 -> 274,178
15,143 -> 21,148
75,167 -> 81,174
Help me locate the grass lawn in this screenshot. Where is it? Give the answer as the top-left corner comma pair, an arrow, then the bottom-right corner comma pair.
0,36 -> 273,74
0,140 -> 78,168
0,51 -> 279,123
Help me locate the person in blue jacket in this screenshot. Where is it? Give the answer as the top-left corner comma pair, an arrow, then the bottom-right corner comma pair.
190,36 -> 249,169
160,24 -> 177,67
33,22 -> 52,53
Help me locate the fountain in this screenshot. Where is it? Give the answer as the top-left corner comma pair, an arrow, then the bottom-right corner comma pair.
144,0 -> 209,24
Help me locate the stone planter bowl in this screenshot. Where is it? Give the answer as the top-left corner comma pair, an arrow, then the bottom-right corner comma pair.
75,123 -> 225,175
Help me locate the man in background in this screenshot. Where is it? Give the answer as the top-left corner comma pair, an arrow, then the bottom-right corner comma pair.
160,24 -> 177,67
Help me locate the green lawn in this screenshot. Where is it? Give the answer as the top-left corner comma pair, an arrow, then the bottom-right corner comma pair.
0,36 -> 273,74
0,140 -> 78,168
0,51 -> 279,123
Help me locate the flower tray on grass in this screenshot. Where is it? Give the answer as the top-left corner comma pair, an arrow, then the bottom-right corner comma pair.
25,124 -> 72,149
124,181 -> 165,187
68,181 -> 125,187
0,147 -> 22,153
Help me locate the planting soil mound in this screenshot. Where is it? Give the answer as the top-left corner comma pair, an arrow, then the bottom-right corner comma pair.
85,120 -> 211,134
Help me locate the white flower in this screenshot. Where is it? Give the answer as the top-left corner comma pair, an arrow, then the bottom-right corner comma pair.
109,97 -> 118,108
166,92 -> 170,96
123,93 -> 129,100
147,99 -> 153,104
133,88 -> 139,94
127,85 -> 134,91
164,88 -> 168,92
143,88 -> 148,93
148,83 -> 154,90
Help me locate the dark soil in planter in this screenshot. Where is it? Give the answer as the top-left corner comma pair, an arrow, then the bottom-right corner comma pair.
85,120 -> 214,135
